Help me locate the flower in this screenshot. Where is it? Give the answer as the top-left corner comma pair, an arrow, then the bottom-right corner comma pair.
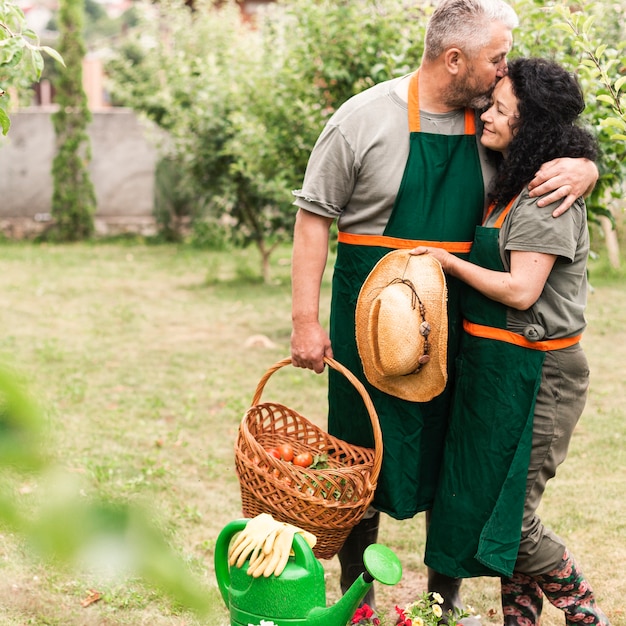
395,591 -> 471,626
351,603 -> 381,625
395,604 -> 411,626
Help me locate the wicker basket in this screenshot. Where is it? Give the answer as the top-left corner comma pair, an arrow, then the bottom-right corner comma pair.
234,357 -> 383,559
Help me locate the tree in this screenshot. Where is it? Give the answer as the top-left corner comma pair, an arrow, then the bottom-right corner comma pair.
49,0 -> 96,241
107,0 -> 428,281
217,0 -> 428,281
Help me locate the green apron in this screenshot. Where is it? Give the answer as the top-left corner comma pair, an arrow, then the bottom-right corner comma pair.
328,71 -> 485,519
424,199 -> 546,578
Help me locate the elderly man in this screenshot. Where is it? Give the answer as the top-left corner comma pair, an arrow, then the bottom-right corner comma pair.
290,0 -> 598,617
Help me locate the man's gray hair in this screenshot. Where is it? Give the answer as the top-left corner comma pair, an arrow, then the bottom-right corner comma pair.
424,0 -> 519,61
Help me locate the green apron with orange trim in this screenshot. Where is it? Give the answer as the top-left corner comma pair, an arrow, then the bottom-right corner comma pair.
327,71 -> 485,519
423,198 -> 548,578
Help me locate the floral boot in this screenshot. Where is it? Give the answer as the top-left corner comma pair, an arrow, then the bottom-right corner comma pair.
501,572 -> 543,626
534,549 -> 611,625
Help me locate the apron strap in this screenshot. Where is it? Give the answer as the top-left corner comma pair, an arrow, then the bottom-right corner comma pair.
464,319 -> 582,351
464,108 -> 475,135
483,196 -> 517,227
337,231 -> 472,254
408,71 -> 475,134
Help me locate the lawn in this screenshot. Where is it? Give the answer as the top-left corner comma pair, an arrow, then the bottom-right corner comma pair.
0,239 -> 624,625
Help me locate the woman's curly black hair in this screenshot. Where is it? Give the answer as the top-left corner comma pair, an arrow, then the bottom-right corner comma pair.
486,57 -> 599,207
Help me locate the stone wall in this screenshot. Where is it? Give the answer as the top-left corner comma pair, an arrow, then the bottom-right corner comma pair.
0,107 -> 162,238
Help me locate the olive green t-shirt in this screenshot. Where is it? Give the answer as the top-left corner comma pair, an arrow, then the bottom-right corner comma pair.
486,188 -> 588,339
292,75 -> 495,234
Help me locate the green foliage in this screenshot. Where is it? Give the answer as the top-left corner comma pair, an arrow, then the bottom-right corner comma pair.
0,365 -> 46,473
106,0 -> 243,241
551,2 -> 626,227
511,0 -> 626,229
105,0 -> 626,277
153,156 -> 196,242
0,0 -> 64,134
50,0 -> 96,241
45,0 -> 140,45
0,361 -> 213,618
106,0 -> 431,281
282,0 -> 427,113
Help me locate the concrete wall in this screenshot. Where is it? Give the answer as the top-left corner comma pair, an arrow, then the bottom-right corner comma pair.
0,107 -> 162,238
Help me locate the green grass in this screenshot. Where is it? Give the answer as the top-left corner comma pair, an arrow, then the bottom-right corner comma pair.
0,237 -> 624,625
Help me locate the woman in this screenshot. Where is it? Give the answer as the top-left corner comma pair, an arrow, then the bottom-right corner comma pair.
413,58 -> 610,625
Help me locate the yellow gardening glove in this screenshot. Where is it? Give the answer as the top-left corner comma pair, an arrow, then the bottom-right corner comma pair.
290,524 -> 317,554
247,522 -> 317,578
227,514 -> 284,569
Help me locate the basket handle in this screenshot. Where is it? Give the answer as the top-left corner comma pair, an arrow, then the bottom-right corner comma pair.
250,357 -> 383,479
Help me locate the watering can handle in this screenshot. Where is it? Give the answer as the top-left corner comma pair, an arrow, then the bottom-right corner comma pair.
214,517 -> 318,606
214,518 -> 247,606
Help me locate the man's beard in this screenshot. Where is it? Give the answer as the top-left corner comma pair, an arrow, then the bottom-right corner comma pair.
443,71 -> 494,110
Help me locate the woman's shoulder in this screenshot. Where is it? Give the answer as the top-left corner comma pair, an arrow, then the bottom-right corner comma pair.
513,187 -> 586,215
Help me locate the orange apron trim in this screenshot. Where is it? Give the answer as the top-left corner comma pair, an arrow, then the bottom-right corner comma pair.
464,108 -> 476,135
483,196 -> 516,227
408,71 -> 475,134
337,231 -> 473,254
463,319 -> 581,351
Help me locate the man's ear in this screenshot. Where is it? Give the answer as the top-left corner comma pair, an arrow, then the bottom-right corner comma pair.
444,48 -> 463,75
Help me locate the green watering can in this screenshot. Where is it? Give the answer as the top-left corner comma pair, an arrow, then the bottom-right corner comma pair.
215,518 -> 402,626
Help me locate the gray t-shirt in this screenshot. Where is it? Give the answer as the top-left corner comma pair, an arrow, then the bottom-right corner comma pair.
486,188 -> 588,339
292,75 -> 495,235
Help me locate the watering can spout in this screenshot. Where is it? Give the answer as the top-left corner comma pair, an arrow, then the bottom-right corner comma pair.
306,543 -> 402,626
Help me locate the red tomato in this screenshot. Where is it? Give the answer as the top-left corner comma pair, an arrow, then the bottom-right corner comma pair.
278,443 -> 294,462
293,452 -> 313,467
266,447 -> 282,459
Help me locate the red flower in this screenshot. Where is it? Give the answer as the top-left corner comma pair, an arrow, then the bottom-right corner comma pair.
352,603 -> 379,624
395,605 -> 412,626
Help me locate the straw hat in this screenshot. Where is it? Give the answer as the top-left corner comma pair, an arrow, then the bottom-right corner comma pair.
355,250 -> 448,402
